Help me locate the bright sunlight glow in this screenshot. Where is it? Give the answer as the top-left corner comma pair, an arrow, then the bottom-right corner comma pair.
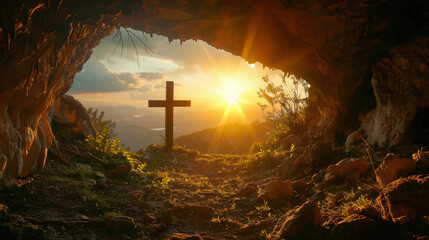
219,79 -> 243,105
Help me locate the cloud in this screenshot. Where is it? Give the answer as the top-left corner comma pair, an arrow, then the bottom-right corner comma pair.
69,27 -> 247,95
137,72 -> 165,81
69,58 -> 164,94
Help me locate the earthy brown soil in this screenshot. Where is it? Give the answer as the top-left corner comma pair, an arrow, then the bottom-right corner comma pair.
0,154 -> 286,240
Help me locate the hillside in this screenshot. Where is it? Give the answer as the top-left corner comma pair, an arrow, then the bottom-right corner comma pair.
175,122 -> 272,154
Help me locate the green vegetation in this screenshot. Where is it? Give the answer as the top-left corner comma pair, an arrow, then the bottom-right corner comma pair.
340,192 -> 373,216
255,73 -> 309,151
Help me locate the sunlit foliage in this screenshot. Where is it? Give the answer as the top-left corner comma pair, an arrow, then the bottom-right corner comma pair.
255,73 -> 309,151
84,108 -> 145,171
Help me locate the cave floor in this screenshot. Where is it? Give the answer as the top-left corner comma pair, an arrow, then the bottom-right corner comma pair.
0,153 -> 288,240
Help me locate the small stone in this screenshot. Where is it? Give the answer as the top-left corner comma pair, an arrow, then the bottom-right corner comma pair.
95,172 -> 106,179
98,180 -> 107,188
326,158 -> 369,179
106,216 -> 135,229
237,184 -> 258,197
257,180 -> 293,201
78,214 -> 89,220
106,179 -> 113,184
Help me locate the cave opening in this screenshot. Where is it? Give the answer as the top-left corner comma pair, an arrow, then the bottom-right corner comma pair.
66,27 -> 305,151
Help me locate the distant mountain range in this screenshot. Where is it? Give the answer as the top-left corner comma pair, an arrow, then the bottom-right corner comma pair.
89,105 -> 264,150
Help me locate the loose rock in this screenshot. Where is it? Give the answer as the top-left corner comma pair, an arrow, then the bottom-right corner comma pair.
106,216 -> 135,229
95,172 -> 106,180
257,180 -> 293,201
269,200 -> 323,240
237,184 -> 258,197
375,153 -> 415,187
378,174 -> 429,223
326,158 -> 369,182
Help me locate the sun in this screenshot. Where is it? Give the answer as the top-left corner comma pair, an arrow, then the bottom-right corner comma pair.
219,80 -> 242,105
222,88 -> 241,104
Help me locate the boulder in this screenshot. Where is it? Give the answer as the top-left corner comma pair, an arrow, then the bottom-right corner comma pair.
257,180 -> 293,201
330,214 -> 407,240
377,174 -> 429,223
268,200 -> 323,240
375,153 -> 415,187
105,216 -> 135,229
53,95 -> 96,136
303,141 -> 333,168
326,158 -> 369,182
413,150 -> 429,172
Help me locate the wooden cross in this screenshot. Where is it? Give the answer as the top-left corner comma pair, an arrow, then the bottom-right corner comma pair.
148,81 -> 191,149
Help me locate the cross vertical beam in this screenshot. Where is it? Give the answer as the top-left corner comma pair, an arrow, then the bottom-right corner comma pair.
148,81 -> 191,150
165,81 -> 174,149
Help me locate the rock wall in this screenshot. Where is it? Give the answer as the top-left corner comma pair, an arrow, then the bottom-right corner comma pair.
53,95 -> 96,137
361,38 -> 429,147
0,0 -> 428,186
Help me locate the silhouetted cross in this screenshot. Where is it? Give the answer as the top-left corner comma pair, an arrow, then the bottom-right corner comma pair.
148,81 -> 191,149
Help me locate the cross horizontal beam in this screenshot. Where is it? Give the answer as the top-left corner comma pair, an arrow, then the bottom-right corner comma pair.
148,100 -> 191,107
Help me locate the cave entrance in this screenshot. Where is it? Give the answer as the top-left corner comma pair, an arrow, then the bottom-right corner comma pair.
410,107 -> 429,146
67,27 -> 294,152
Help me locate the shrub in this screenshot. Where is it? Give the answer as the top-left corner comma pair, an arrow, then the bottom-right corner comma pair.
257,73 -> 309,149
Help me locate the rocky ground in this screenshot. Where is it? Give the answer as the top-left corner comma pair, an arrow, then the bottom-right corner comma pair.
1,140 -> 429,239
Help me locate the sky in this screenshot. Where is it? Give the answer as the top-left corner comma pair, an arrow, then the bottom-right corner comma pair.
69,28 -> 284,125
